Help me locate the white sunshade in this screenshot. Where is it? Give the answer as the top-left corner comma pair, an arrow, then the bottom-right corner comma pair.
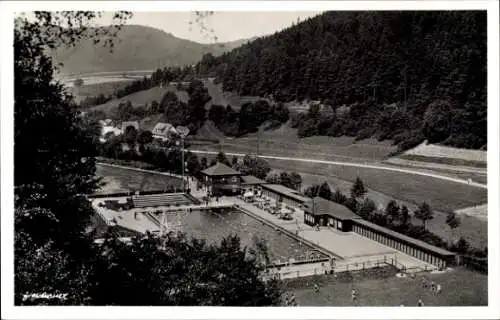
280,208 -> 291,215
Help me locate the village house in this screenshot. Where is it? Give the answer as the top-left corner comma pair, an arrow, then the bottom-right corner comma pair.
152,122 -> 174,141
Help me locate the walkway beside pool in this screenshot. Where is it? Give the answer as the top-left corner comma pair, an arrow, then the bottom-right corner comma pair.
232,197 -> 436,271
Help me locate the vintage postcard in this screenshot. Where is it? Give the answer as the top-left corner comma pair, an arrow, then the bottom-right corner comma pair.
1,1 -> 498,319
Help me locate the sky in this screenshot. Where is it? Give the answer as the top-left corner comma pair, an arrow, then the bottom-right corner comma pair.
93,11 -> 323,43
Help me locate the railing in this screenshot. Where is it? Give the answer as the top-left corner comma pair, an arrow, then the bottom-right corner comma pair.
263,255 -> 400,280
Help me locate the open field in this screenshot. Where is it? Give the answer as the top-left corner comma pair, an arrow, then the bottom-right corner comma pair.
70,80 -> 134,101
396,154 -> 487,168
90,85 -> 188,115
285,267 -> 487,306
195,124 -> 397,162
95,163 -> 182,194
203,80 -> 270,110
264,158 -> 487,212
402,142 -> 487,162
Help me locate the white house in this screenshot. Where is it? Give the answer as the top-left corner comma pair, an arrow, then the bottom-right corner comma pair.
152,122 -> 174,141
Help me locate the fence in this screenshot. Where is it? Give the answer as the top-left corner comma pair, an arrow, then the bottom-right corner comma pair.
264,255 -> 400,280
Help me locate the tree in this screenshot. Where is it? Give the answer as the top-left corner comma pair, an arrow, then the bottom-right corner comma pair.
423,100 -> 453,143
186,79 -> 211,127
351,177 -> 367,199
385,200 -> 400,224
124,125 -> 138,145
331,189 -> 347,204
185,152 -> 201,175
304,185 -> 320,198
344,196 -> 358,213
318,182 -> 333,200
87,234 -> 282,306
150,100 -> 160,113
14,10 -> 132,305
216,152 -> 231,166
231,155 -> 239,167
414,202 -> 434,229
237,155 -> 271,180
445,210 -> 461,245
358,198 -> 377,218
137,130 -> 153,146
266,173 -> 281,184
289,172 -> 303,191
200,157 -> 208,170
399,205 -> 411,228
454,237 -> 470,255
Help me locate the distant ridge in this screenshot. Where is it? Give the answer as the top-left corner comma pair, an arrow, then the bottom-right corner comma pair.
51,24 -> 255,75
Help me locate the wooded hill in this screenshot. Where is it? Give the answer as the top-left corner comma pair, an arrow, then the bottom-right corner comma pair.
51,25 -> 253,75
198,11 -> 487,150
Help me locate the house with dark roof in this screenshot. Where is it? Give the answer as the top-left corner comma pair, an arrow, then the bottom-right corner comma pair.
303,197 -> 362,231
200,162 -> 243,196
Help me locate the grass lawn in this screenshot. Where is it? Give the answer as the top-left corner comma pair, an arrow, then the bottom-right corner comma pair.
71,80 -> 134,102
285,268 -> 487,306
95,164 -> 182,194
398,154 -> 487,168
90,85 -> 188,116
225,126 -> 397,161
264,158 -> 487,213
203,80 -> 267,110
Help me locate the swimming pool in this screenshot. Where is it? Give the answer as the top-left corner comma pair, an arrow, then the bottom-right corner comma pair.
154,209 -> 326,264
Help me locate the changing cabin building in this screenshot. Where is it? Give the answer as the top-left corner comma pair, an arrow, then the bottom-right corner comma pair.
200,162 -> 243,196
260,184 -> 309,210
302,196 -> 456,269
303,197 -> 362,232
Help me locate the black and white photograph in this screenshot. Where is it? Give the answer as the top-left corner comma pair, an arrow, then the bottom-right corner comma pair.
1,1 -> 499,319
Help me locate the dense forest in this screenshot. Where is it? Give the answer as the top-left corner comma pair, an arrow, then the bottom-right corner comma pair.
198,11 -> 487,150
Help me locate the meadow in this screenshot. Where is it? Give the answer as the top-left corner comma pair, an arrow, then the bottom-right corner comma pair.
95,164 -> 182,194
90,85 -> 188,116
285,267 -> 487,306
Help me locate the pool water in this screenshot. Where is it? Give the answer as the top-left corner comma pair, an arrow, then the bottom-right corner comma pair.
156,209 -> 324,264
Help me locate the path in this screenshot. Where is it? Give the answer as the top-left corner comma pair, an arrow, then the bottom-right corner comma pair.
188,150 -> 487,189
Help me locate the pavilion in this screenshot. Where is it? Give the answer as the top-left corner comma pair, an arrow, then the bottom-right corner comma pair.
200,162 -> 243,196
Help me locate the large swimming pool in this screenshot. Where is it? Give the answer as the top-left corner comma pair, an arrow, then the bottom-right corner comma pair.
155,209 -> 326,264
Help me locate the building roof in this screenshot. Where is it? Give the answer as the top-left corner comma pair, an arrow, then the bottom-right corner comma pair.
353,219 -> 455,256
152,122 -> 173,136
241,175 -> 267,185
304,197 -> 361,220
261,184 -> 309,203
201,162 -> 242,176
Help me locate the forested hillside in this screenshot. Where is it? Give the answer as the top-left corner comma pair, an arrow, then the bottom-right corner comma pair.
199,11 -> 487,150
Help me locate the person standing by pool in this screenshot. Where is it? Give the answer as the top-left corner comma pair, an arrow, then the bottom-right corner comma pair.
351,288 -> 358,304
436,284 -> 442,295
417,298 -> 424,306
